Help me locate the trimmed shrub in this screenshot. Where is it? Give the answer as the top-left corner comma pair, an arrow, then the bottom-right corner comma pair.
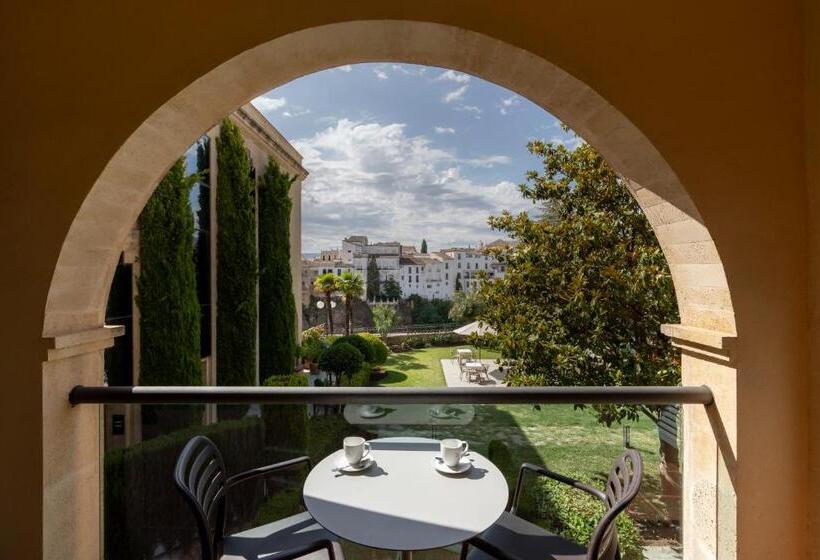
531,471 -> 642,560
258,158 -> 297,382
104,418 -> 265,560
319,342 -> 364,385
216,118 -> 257,387
262,374 -> 308,456
340,364 -> 372,387
358,332 -> 389,365
332,334 -> 375,362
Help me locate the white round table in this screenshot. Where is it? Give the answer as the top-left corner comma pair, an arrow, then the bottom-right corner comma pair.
303,437 -> 509,559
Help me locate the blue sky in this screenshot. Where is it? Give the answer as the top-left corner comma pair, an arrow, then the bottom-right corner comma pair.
252,63 -> 580,254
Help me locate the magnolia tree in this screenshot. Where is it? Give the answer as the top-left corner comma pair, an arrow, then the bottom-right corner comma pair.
371,304 -> 397,339
478,136 -> 681,516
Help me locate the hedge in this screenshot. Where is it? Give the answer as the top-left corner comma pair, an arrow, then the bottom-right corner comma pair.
104,418 -> 265,560
332,334 -> 375,362
216,118 -> 257,387
357,332 -> 389,365
258,158 -> 297,382
262,374 -> 308,456
319,342 -> 364,385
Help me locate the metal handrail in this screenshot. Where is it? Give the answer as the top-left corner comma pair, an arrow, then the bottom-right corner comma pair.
69,385 -> 713,406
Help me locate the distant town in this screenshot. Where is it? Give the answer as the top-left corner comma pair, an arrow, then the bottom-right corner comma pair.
301,235 -> 513,305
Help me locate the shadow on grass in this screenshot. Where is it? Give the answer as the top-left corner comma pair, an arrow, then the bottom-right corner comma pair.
385,352 -> 427,371
380,370 -> 409,384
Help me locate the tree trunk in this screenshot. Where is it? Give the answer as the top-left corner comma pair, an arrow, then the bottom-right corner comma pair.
345,300 -> 351,335
658,438 -> 681,523
325,292 -> 333,335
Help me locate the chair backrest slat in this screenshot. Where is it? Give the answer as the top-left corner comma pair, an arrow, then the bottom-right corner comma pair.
588,449 -> 643,560
174,436 -> 228,560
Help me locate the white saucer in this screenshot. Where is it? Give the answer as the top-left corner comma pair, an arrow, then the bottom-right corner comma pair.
336,456 -> 375,473
432,457 -> 472,474
359,406 -> 387,419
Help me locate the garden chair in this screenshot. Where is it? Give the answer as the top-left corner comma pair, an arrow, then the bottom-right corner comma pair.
174,435 -> 343,560
460,449 -> 642,560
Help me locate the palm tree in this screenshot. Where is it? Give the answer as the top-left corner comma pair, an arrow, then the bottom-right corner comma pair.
313,272 -> 338,335
336,271 -> 365,335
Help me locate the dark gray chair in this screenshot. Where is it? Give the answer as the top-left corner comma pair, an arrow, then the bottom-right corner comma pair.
174,435 -> 343,560
461,449 -> 643,560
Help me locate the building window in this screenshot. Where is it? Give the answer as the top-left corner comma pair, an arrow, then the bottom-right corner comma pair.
416,275 -> 419,282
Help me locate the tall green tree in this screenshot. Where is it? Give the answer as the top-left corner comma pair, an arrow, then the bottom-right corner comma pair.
336,271 -> 365,335
216,118 -> 257,386
257,158 -> 296,381
366,255 -> 381,301
137,158 -> 202,387
478,137 -> 681,503
371,304 -> 397,339
454,273 -> 463,292
449,289 -> 483,323
382,277 -> 402,300
313,272 -> 338,335
420,239 -> 428,254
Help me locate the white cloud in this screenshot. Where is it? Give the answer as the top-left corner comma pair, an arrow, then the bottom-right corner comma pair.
436,69 -> 470,83
464,155 -> 511,168
392,64 -> 426,76
293,119 -> 532,252
434,126 -> 456,134
499,94 -> 521,115
252,95 -> 287,113
337,65 -> 353,72
443,85 -> 468,103
283,108 -> 312,118
549,135 -> 585,149
374,68 -> 389,80
454,104 -> 482,118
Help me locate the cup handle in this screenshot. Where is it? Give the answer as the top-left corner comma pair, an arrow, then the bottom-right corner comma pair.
362,442 -> 371,459
462,442 -> 469,455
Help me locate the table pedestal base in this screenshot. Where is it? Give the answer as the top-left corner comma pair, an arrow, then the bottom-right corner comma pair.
399,550 -> 413,560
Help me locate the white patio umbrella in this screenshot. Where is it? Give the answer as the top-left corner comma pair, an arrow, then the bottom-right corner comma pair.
453,321 -> 497,359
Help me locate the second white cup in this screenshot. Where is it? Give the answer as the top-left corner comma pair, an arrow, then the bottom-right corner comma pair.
440,438 -> 469,467
343,436 -> 371,466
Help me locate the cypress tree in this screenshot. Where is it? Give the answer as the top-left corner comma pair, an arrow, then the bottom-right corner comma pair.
421,239 -> 428,254
137,158 -> 202,386
367,255 -> 381,301
216,118 -> 257,386
257,158 -> 297,381
137,158 -> 202,432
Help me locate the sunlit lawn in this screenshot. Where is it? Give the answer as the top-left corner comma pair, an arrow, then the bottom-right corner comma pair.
375,345 -> 666,523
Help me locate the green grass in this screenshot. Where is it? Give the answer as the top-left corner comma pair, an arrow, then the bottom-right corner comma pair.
379,345 -> 500,387
374,344 -> 666,524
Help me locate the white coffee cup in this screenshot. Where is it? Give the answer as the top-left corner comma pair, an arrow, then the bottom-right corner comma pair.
440,438 -> 469,468
343,436 -> 371,466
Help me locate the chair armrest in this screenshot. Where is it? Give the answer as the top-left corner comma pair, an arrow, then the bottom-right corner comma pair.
511,463 -> 606,514
226,456 -> 312,489
275,539 -> 338,560
461,537 -> 527,560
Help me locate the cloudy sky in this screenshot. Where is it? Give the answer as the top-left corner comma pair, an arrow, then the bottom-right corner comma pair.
252,63 -> 580,254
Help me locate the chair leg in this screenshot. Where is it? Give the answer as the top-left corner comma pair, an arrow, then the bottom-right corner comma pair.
459,542 -> 470,560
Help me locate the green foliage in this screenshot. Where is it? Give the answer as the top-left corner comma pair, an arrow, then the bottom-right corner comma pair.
216,118 -> 257,386
531,471 -> 642,560
382,277 -> 402,300
366,255 -> 381,300
408,295 -> 452,324
262,374 -> 308,454
454,272 -> 463,292
420,239 -> 428,254
339,363 -> 372,387
104,418 -> 265,560
136,158 -> 202,389
358,332 -> 390,364
448,289 -> 484,322
337,271 -> 365,335
371,304 -> 398,338
319,342 -> 364,384
258,158 -> 297,382
307,414 -> 372,464
332,334 -> 375,363
300,332 -> 328,363
479,137 -> 680,426
313,272 -> 338,335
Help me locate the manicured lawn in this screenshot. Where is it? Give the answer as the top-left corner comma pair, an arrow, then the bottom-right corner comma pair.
375,344 -> 668,525
379,344 -> 500,387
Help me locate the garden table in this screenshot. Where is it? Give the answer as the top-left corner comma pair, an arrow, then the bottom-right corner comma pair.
303,436 -> 508,560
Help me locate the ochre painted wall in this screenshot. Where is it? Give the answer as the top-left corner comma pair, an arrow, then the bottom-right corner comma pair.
0,1 -> 812,558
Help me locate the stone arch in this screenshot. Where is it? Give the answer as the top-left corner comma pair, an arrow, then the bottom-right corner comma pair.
40,20 -> 736,559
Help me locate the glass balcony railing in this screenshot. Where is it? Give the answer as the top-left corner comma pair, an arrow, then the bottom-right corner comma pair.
71,386 -> 708,560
